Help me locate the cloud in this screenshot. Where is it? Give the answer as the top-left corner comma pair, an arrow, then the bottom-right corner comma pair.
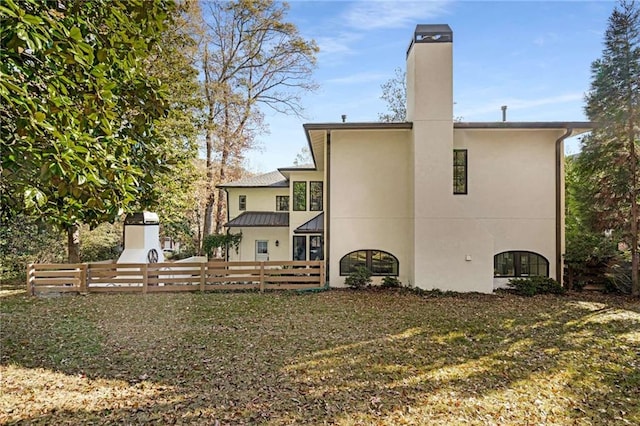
458,92 -> 585,119
325,71 -> 389,85
343,0 -> 452,30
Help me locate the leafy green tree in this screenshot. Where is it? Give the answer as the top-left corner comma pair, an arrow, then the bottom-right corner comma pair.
378,67 -> 406,122
1,0 -> 175,262
580,0 -> 640,295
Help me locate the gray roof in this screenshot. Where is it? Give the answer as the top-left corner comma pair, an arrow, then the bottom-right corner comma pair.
225,212 -> 289,228
217,170 -> 288,188
294,212 -> 324,234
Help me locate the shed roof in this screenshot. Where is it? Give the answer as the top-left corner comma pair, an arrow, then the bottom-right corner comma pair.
225,212 -> 289,228
294,213 -> 324,234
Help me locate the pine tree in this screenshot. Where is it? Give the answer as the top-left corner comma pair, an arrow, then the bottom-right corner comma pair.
581,0 -> 640,295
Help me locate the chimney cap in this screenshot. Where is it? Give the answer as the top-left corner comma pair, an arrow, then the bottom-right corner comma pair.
414,24 -> 453,43
407,24 -> 453,57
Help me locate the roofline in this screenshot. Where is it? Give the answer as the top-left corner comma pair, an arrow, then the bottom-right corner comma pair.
277,167 -> 316,172
304,122 -> 414,132
454,121 -> 595,130
216,184 -> 289,189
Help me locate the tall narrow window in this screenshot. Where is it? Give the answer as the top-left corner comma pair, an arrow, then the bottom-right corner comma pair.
293,181 -> 306,211
453,149 -> 467,194
309,235 -> 324,260
276,196 -> 289,211
239,195 -> 247,211
310,181 -> 323,211
293,236 -> 306,260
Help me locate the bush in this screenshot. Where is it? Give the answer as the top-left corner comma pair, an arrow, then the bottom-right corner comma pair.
507,276 -> 565,296
345,266 -> 372,289
381,276 -> 402,288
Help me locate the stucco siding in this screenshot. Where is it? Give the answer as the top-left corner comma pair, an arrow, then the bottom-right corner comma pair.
329,129 -> 412,287
226,187 -> 289,221
227,227 -> 290,262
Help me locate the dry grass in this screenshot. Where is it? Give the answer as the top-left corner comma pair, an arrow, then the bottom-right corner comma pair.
1,288 -> 639,425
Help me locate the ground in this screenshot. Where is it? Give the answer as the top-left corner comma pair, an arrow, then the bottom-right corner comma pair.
1,288 -> 639,425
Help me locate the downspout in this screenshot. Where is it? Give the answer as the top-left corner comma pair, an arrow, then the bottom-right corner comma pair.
224,188 -> 230,261
325,131 -> 331,287
555,128 -> 573,285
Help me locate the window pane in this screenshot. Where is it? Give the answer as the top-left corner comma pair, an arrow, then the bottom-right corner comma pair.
370,251 -> 398,275
340,250 -> 398,276
276,196 -> 289,211
256,241 -> 268,254
293,182 -> 306,211
453,150 -> 467,194
494,252 -> 514,276
310,181 -> 323,211
309,235 -> 324,260
293,236 -> 306,260
239,195 -> 246,211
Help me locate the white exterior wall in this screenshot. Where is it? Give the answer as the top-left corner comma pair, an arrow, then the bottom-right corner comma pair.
226,187 -> 289,221
453,129 -> 563,289
329,129 -> 413,287
227,227 -> 290,262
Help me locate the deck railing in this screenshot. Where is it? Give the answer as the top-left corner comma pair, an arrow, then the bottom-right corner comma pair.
27,261 -> 326,296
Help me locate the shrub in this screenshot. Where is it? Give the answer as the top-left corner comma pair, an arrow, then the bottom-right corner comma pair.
381,276 -> 402,288
345,266 -> 372,289
507,276 -> 565,296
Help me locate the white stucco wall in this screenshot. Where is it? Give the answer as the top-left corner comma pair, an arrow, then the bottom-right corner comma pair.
453,128 -> 565,288
227,227 -> 290,262
226,187 -> 289,221
329,129 -> 413,287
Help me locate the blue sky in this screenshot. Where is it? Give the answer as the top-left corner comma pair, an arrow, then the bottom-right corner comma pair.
245,0 -> 616,172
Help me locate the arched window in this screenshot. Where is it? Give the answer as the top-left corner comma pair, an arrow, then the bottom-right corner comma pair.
339,250 -> 399,276
494,251 -> 549,277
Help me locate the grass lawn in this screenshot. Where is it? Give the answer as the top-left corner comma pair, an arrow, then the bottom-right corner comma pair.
1,288 -> 639,425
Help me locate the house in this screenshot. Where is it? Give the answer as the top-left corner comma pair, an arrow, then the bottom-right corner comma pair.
218,24 -> 592,293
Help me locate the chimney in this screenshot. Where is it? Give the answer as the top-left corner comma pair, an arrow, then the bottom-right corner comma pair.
406,24 -> 453,122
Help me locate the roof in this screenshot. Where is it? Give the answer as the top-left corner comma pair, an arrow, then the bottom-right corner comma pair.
454,121 -> 594,132
304,122 -> 413,132
217,170 -> 288,188
225,212 -> 289,228
294,213 -> 324,234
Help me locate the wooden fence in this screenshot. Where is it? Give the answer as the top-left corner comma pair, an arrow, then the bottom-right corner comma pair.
27,261 -> 326,296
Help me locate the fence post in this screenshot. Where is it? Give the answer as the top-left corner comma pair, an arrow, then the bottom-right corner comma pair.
142,263 -> 148,294
320,261 -> 326,288
259,262 -> 265,292
26,263 -> 33,296
79,263 -> 88,294
200,262 -> 205,292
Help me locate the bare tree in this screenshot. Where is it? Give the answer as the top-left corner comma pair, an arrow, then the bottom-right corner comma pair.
195,0 -> 319,235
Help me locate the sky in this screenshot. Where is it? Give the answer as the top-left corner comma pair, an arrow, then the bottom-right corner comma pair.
244,0 -> 617,173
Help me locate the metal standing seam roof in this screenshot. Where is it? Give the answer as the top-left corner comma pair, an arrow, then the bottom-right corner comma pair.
225,212 -> 289,228
217,170 -> 289,188
294,213 -> 324,234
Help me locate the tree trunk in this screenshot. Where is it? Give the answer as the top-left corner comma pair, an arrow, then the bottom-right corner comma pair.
630,128 -> 639,296
214,145 -> 230,234
202,44 -> 216,238
67,224 -> 80,263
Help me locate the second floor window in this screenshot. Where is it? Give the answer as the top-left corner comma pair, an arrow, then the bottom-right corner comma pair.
293,181 -> 306,211
239,195 -> 246,211
310,181 -> 323,211
276,196 -> 289,211
453,149 -> 467,194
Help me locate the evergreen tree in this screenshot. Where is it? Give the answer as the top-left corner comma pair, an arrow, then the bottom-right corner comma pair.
580,0 -> 640,294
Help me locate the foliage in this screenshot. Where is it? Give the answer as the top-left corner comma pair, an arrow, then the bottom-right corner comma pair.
378,67 -> 406,122
565,155 -> 620,288
79,223 -> 122,263
0,214 -> 65,283
381,276 -> 402,288
193,0 -> 319,235
1,291 -> 638,424
202,232 -> 243,259
507,276 -> 565,296
0,0 -> 176,261
605,260 -> 634,294
580,0 -> 640,295
293,146 -> 313,166
344,266 -> 372,289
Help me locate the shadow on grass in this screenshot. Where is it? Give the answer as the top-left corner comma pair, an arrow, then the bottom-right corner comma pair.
1,291 -> 638,424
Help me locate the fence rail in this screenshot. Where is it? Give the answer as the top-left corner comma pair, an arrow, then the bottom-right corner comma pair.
27,261 -> 326,296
